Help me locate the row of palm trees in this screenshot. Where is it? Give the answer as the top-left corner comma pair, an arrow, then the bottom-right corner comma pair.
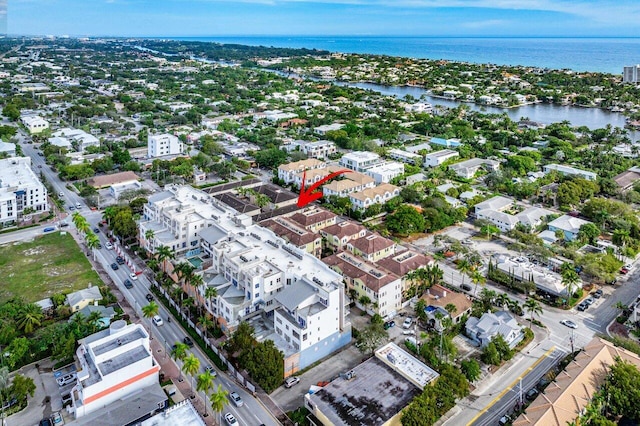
170,341 -> 229,424
71,212 -> 100,260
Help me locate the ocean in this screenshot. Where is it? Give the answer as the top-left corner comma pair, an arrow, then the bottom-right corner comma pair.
170,36 -> 640,74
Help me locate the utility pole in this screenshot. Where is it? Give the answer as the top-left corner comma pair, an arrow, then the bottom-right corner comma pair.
570,329 -> 575,354
519,378 -> 523,407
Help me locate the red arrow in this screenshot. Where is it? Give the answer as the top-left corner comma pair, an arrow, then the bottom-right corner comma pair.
297,169 -> 353,208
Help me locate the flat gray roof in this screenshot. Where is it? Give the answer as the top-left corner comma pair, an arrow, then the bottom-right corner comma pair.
99,345 -> 149,376
92,327 -> 145,356
307,357 -> 422,426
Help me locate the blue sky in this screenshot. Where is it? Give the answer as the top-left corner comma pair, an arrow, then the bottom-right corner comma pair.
6,0 -> 640,37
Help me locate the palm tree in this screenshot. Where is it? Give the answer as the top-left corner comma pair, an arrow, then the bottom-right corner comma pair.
171,342 -> 188,363
144,229 -> 155,251
457,259 -> 471,287
561,269 -> 581,299
142,301 -> 160,340
86,310 -> 103,333
444,303 -> 457,317
196,370 -> 215,417
102,206 -> 117,227
524,298 -> 543,329
470,271 -> 486,297
209,384 -> 229,426
198,315 -> 214,342
182,353 -> 200,397
86,233 -> 100,260
16,303 -> 44,334
496,293 -> 511,310
189,273 -> 205,316
156,245 -> 175,274
204,286 -> 218,317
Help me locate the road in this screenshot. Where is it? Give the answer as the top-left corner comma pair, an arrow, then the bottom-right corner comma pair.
14,129 -> 280,426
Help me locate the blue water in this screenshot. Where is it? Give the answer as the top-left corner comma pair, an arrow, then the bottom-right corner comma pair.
170,36 -> 640,74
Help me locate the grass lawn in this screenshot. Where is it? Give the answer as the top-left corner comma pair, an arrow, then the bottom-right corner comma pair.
0,232 -> 101,303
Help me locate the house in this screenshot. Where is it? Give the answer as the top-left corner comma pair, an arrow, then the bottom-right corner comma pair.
284,140 -> 336,159
20,115 -> 49,134
339,151 -> 382,172
320,221 -> 367,252
388,148 -> 423,165
476,198 -> 553,233
614,166 -> 640,191
88,171 -> 140,189
406,173 -> 428,185
424,149 -> 459,167
364,162 -> 405,184
543,164 -> 597,181
321,171 -> 375,197
305,343 -> 437,426
71,305 -> 116,325
314,123 -> 344,135
286,206 -> 337,233
349,183 -> 400,211
34,298 -> 54,318
260,217 -> 322,258
147,133 -> 183,158
547,215 -> 593,242
429,137 -> 461,148
67,286 -> 103,313
465,310 -> 524,348
474,195 -> 513,215
513,337 -> 640,426
420,285 -> 472,325
494,255 -> 570,297
51,128 -> 100,152
449,158 -> 500,179
277,158 -> 326,184
404,142 -> 432,154
377,249 -> 433,301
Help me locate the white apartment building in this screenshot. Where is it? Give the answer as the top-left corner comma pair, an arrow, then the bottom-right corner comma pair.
623,65 -> 640,83
284,140 -> 337,159
424,149 -> 459,167
388,148 -> 423,165
20,115 -> 49,134
349,183 -> 400,210
449,158 -> 500,179
147,133 -> 184,158
364,162 -> 405,184
0,157 -> 49,225
339,151 -> 382,172
543,164 -> 597,181
140,185 -> 352,374
72,322 -> 160,419
277,159 -> 326,185
51,128 -> 100,152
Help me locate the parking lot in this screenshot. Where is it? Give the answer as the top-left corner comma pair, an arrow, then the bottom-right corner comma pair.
7,358 -> 76,426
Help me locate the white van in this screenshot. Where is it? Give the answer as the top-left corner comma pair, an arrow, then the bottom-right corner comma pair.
405,337 -> 418,347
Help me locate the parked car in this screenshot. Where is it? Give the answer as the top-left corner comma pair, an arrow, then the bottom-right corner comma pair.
61,393 -> 72,408
145,293 -> 153,302
526,388 -> 539,400
402,329 -> 416,336
57,373 -> 76,387
116,256 -> 125,265
229,392 -> 243,407
402,317 -> 413,329
152,315 -> 163,326
584,297 -> 595,306
461,284 -> 472,292
43,227 -> 56,233
592,289 -> 603,299
498,414 -> 511,426
383,320 -> 395,330
68,206 -> 75,211
39,418 -> 52,426
183,336 -> 194,347
560,319 -> 578,329
224,413 -> 238,426
620,267 -> 629,275
52,411 -> 64,425
284,376 -> 300,388
577,302 -> 588,311
123,279 -> 133,289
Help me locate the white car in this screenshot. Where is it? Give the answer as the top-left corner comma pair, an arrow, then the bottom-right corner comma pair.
52,411 -> 64,425
129,273 -> 138,281
57,373 -> 76,387
560,319 -> 578,329
58,192 -> 64,197
403,317 -> 413,329
152,315 -> 164,326
402,329 -> 416,336
224,413 -> 238,426
105,242 -> 113,250
229,391 -> 243,407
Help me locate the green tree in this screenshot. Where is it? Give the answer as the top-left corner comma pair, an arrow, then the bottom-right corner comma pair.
196,370 -> 215,416
9,373 -> 36,403
386,205 -> 425,236
209,384 -> 229,426
561,268 -> 581,298
171,342 -> 189,363
241,340 -> 285,393
142,301 -> 159,339
524,298 -> 543,328
182,353 -> 201,395
461,359 -> 481,382
604,358 -> 640,421
578,223 -> 601,245
15,303 -> 44,334
2,104 -> 20,121
254,148 -> 287,169
355,322 -> 388,356
227,322 -> 256,356
5,337 -> 30,369
481,341 -> 501,366
156,245 -> 175,274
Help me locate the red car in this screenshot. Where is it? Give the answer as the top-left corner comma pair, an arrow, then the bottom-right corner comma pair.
620,268 -> 629,275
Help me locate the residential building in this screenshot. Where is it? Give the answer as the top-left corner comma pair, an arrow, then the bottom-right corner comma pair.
430,137 -> 462,148
339,151 -> 382,172
347,232 -> 396,262
88,171 -> 140,189
20,115 -> 49,134
67,287 -> 103,313
388,148 -> 423,165
284,140 -> 337,159
513,337 -> 640,426
323,251 -> 402,317
260,216 -> 323,258
286,207 -> 337,233
364,161 -> 405,184
305,343 -> 438,426
314,123 -> 344,135
349,183 -> 400,211
420,285 -> 472,325
406,173 -> 427,185
140,400 -> 204,426
320,221 -> 367,252
474,195 -> 513,215
0,141 -> 16,157
72,321 -> 161,419
277,158 -> 326,185
494,255 -> 570,297
424,149 -> 459,167
321,170 -> 376,197
476,198 -> 553,233
547,215 -> 593,242
543,164 -> 597,181
449,158 -> 500,179
377,249 -> 433,301
147,133 -> 183,158
0,157 -> 49,225
623,64 -> 640,83
465,310 -> 524,348
404,142 -> 432,154
614,166 -> 640,191
143,185 -> 351,375
51,128 -> 100,152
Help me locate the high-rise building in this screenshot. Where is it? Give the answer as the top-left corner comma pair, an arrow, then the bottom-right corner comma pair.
623,65 -> 640,83
0,157 -> 49,225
